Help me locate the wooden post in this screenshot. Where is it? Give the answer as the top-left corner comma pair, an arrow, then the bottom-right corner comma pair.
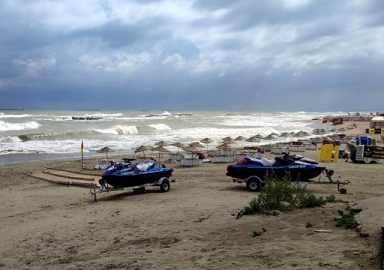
81,141 -> 84,171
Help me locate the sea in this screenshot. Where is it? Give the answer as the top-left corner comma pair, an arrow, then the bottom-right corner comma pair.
0,110 -> 344,166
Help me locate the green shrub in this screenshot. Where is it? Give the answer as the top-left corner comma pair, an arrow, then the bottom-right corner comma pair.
325,194 -> 336,202
297,193 -> 326,208
252,231 -> 263,237
237,171 -> 332,218
333,209 -> 358,229
236,198 -> 262,219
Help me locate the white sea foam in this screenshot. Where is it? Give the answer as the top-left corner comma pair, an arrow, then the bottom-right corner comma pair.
148,124 -> 171,130
0,114 -> 33,118
94,125 -> 139,135
0,120 -> 41,131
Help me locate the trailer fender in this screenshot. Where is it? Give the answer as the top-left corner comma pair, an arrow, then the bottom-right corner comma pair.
245,176 -> 264,192
155,177 -> 169,186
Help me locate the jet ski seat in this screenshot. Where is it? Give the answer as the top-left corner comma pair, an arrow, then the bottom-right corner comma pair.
136,161 -> 156,172
260,157 -> 276,167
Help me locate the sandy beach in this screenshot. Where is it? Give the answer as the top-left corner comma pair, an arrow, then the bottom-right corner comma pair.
1,121 -> 384,269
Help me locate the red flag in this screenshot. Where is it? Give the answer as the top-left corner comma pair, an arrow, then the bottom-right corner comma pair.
81,141 -> 84,154
322,119 -> 327,124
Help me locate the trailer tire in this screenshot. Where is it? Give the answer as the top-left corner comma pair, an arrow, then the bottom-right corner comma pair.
339,188 -> 347,194
246,177 -> 261,192
160,178 -> 170,192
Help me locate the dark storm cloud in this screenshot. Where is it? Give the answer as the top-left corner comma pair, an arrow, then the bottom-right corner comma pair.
0,0 -> 383,111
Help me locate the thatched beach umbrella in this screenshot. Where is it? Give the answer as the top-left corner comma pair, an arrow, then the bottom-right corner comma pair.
264,134 -> 277,145
200,138 -> 214,154
279,132 -> 291,142
189,141 -> 205,148
235,136 -> 246,147
134,145 -> 152,157
235,136 -> 246,141
222,137 -> 237,144
152,145 -> 170,161
183,145 -> 201,152
155,140 -> 169,146
216,143 -> 233,150
97,147 -> 114,160
253,134 -> 264,139
171,142 -> 185,154
183,145 -> 202,157
245,136 -> 261,146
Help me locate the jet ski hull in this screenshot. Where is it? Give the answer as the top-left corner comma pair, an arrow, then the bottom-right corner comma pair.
226,164 -> 325,181
101,163 -> 173,188
226,154 -> 326,181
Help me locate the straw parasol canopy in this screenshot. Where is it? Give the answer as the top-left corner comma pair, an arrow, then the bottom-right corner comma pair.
183,145 -> 201,153
221,136 -> 233,141
189,141 -> 205,148
97,147 -> 114,160
264,134 -> 277,140
235,136 -> 247,141
245,136 -> 261,146
222,137 -> 237,144
155,140 -> 169,146
170,142 -> 185,154
134,145 -> 152,157
151,145 -> 170,161
216,143 -> 233,150
200,138 -> 214,154
234,136 -> 246,147
253,134 -> 264,139
279,132 -> 291,142
264,134 -> 277,145
200,137 -> 214,144
295,131 -> 308,137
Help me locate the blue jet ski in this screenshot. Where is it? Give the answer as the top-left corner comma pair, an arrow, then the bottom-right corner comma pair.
226,153 -> 326,191
100,160 -> 173,189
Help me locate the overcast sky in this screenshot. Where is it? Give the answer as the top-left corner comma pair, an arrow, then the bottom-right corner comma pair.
1,0 -> 384,112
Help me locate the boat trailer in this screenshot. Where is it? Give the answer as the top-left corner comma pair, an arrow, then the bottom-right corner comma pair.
90,178 -> 175,202
292,169 -> 351,194
233,169 -> 351,194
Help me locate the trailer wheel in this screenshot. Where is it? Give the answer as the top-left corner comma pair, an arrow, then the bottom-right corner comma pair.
246,177 -> 260,192
160,179 -> 170,192
339,188 -> 347,194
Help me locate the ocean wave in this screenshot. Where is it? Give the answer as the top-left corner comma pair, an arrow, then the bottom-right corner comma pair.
0,136 -> 21,143
0,120 -> 41,131
0,113 -> 33,118
94,125 -> 139,135
144,111 -> 172,118
148,124 -> 171,130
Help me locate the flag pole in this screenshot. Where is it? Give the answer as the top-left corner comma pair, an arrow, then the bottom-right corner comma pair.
81,141 -> 84,171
